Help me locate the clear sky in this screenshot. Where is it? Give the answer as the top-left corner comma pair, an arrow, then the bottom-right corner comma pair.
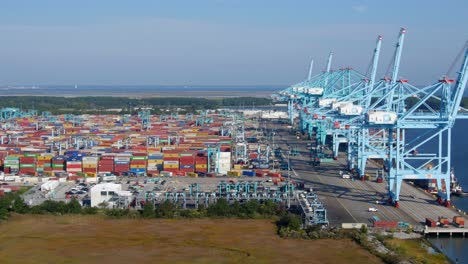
0,0 -> 466,86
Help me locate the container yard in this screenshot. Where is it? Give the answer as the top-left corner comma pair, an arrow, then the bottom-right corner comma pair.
0,109 -> 327,226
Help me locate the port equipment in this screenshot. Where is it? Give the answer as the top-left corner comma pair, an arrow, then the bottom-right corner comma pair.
297,191 -> 329,225
274,28 -> 468,209
385,43 -> 468,207
0,107 -> 35,121
138,110 -> 151,129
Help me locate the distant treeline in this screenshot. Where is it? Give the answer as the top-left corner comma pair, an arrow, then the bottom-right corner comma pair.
370,97 -> 468,111
0,96 -> 273,115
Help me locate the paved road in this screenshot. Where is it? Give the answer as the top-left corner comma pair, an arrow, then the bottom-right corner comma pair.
271,121 -> 466,227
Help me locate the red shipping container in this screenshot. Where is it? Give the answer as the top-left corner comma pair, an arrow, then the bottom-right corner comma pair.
83,168 -> 97,173
268,172 -> 281,177
99,160 -> 114,165
66,164 -> 82,169
100,156 -> 115,160
130,160 -> 147,165
373,221 -> 398,228
163,157 -> 179,161
20,157 -> 36,163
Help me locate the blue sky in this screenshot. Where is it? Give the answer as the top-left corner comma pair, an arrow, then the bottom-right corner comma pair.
0,0 -> 466,85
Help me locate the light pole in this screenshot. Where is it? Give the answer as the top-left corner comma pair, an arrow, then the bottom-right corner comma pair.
287,147 -> 291,209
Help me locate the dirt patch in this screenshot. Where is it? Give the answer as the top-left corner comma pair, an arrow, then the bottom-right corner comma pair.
0,214 -> 382,264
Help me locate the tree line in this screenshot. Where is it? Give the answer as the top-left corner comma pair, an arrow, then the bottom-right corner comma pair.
0,96 -> 273,115
0,191 -> 299,226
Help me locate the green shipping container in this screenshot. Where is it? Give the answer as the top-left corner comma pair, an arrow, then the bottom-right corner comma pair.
20,164 -> 35,168
131,156 -> 147,160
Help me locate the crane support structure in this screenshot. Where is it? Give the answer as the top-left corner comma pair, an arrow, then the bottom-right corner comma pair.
273,27 -> 468,209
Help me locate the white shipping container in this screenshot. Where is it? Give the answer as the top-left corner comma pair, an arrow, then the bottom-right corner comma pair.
366,111 -> 397,124
114,157 -> 131,162
332,101 -> 351,110
339,105 -> 363,116
163,161 -> 179,165
160,171 -> 173,177
41,180 -> 59,192
86,177 -> 98,183
219,152 -> 231,158
318,98 -> 337,107
67,161 -> 82,165
4,160 -> 20,165
83,157 -> 99,162
341,223 -> 367,229
4,176 -> 20,181
22,176 -> 39,183
306,87 -> 324,95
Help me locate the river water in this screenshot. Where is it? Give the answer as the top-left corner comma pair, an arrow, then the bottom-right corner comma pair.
423,120 -> 468,263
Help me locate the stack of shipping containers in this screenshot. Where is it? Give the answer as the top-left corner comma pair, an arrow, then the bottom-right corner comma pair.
114,155 -> 130,175
82,156 -> 98,176
0,113 -> 259,177
52,157 -> 65,172
218,152 -> 231,174
163,150 -> 179,174
179,152 -> 195,175
195,153 -> 208,173
98,156 -> 114,174
65,151 -> 83,175
147,152 -> 163,176
19,154 -> 36,175
42,155 -> 53,174
4,156 -> 19,174
130,154 -> 146,175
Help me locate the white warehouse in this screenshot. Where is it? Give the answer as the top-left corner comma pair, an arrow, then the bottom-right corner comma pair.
90,183 -> 122,208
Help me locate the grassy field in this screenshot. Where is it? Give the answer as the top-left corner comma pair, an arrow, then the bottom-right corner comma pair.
385,238 -> 448,264
0,214 -> 382,264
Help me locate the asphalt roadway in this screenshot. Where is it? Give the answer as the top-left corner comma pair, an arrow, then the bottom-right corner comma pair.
271,121 -> 466,227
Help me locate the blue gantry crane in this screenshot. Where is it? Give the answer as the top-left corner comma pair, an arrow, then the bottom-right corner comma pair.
273,27 -> 468,209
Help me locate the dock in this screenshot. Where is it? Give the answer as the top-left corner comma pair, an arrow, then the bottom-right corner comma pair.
271,120 -> 468,228
424,227 -> 467,237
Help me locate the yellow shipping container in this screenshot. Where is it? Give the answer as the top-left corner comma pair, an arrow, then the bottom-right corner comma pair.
195,164 -> 207,169
187,172 -> 198,177
227,171 -> 241,177
233,164 -> 242,170
37,156 -> 52,161
148,160 -> 163,165
85,173 -> 97,177
164,164 -> 179,169
82,164 -> 97,169
130,165 -> 146,169
163,153 -> 179,158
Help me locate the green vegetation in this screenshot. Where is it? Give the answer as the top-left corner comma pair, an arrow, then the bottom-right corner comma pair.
0,194 -> 447,263
0,215 -> 383,264
0,96 -> 272,115
0,194 -> 286,222
384,239 -> 448,264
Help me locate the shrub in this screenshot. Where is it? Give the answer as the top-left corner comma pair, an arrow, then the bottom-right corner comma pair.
277,213 -> 302,231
